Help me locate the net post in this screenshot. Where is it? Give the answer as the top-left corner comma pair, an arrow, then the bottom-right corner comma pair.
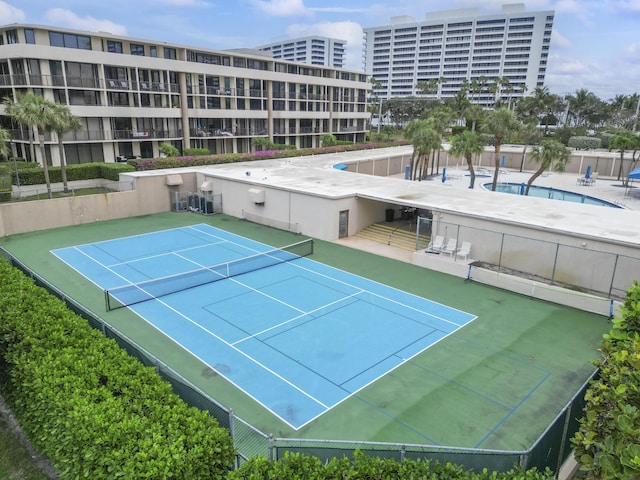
104,289 -> 110,311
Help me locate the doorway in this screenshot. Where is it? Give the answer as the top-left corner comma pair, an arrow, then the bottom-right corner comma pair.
338,210 -> 349,239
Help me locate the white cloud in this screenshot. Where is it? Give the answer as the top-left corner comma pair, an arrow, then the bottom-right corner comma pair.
615,0 -> 640,11
155,0 -> 210,5
0,1 -> 25,23
286,20 -> 364,71
43,8 -> 128,35
551,30 -> 571,48
248,0 -> 311,16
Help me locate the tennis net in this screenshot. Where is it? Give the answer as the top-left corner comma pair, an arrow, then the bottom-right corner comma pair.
104,238 -> 313,311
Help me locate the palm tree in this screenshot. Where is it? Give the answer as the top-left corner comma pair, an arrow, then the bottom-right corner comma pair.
0,127 -> 9,158
465,104 -> 485,132
518,120 -> 543,172
482,108 -> 521,191
3,92 -> 59,199
448,130 -> 485,189
404,120 -> 441,180
50,103 -> 82,193
525,139 -> 570,195
609,133 -> 634,182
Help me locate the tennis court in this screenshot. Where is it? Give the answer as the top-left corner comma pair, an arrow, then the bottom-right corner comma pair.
52,224 -> 476,429
1,213 -> 608,453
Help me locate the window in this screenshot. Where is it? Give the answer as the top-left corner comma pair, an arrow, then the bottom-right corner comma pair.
150,46 -> 157,57
130,44 -> 144,56
6,29 -> 18,44
24,29 -> 35,44
107,40 -> 123,53
49,31 -> 91,49
164,47 -> 177,59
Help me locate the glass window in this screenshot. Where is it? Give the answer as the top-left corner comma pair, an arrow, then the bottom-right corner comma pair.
164,47 -> 177,60
6,29 -> 18,44
49,31 -> 64,47
24,29 -> 35,44
130,44 -> 144,56
150,46 -> 157,57
78,35 -> 91,50
107,40 -> 123,53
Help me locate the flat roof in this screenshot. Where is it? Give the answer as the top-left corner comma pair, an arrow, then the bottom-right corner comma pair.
134,145 -> 640,248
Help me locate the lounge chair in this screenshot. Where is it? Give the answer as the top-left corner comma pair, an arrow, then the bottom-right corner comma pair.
441,238 -> 458,256
427,235 -> 444,252
456,242 -> 472,260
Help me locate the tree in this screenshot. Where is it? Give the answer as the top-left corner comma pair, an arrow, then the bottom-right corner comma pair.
3,92 -> 61,199
448,130 -> 485,189
464,104 -> 485,132
320,133 -> 337,147
482,108 -> 521,191
159,143 -> 180,157
525,139 -> 570,195
50,103 -> 82,193
0,126 -> 9,158
609,133 -> 636,182
517,120 -> 543,172
404,120 -> 441,180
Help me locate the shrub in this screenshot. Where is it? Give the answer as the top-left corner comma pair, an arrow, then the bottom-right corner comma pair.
159,143 -> 180,157
184,147 -> 211,156
320,133 -> 337,147
10,163 -> 134,185
228,450 -> 555,479
572,281 -> 640,479
568,136 -> 601,150
0,258 -> 235,479
599,132 -> 616,150
452,126 -> 467,136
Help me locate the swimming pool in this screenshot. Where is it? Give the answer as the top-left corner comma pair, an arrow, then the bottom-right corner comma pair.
484,182 -> 622,208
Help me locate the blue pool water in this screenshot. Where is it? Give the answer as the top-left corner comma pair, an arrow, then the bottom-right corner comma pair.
484,182 -> 622,208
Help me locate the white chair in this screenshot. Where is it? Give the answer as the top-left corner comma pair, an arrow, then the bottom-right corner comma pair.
427,235 -> 444,252
456,242 -> 472,260
441,238 -> 458,256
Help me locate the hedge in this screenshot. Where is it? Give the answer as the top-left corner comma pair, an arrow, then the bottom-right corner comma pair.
11,162 -> 135,185
572,281 -> 640,479
129,140 -> 409,171
228,450 -> 555,479
568,136 -> 601,150
0,258 -> 235,479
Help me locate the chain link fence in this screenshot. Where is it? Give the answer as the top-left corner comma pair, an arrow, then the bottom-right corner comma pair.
417,216 -> 639,300
0,245 -> 597,474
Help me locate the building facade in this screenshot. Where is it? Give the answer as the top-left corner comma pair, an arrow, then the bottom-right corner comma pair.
0,25 -> 368,166
363,4 -> 553,106
257,36 -> 346,68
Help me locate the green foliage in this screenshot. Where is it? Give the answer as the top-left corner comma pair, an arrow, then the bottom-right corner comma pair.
600,132 -> 616,149
228,450 -> 555,479
251,137 -> 273,151
183,147 -> 211,156
572,281 -> 640,479
129,141 -> 409,171
0,258 -> 235,479
10,163 -> 134,185
158,143 -> 180,157
320,133 -> 337,147
452,125 -> 468,136
568,136 -> 601,150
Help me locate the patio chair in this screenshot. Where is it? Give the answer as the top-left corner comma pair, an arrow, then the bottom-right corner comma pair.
426,235 -> 444,252
441,238 -> 458,257
456,242 -> 472,261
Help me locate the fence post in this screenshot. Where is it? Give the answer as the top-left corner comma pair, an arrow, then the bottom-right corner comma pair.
498,233 -> 505,271
608,254 -> 619,298
550,243 -> 560,284
229,408 -> 235,444
268,434 -> 274,461
556,402 -> 573,476
400,444 -> 406,463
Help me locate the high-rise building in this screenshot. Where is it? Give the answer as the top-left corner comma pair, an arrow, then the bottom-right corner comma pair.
0,25 -> 368,166
363,4 -> 554,106
257,37 -> 346,68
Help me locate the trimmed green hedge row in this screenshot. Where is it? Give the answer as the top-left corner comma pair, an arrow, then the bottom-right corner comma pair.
130,141 -> 409,171
11,162 -> 135,185
228,450 -> 554,479
572,281 -> 640,479
0,258 -> 235,479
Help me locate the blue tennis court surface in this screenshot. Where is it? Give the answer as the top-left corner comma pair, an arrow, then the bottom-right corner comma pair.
52,224 -> 477,429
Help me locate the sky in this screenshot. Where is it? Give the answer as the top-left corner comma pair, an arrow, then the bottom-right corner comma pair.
2,0 -> 639,100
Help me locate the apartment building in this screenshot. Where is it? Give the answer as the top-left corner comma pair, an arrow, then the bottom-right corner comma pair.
0,25 -> 369,166
257,36 -> 346,68
363,4 -> 554,106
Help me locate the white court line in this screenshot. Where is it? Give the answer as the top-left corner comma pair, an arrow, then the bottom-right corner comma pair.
232,290 -> 364,346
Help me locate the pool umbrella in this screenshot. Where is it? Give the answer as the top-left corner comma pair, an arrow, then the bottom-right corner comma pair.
585,165 -> 591,179
442,167 -> 447,183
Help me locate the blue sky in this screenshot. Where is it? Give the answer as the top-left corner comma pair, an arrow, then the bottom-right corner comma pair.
2,0 -> 639,100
